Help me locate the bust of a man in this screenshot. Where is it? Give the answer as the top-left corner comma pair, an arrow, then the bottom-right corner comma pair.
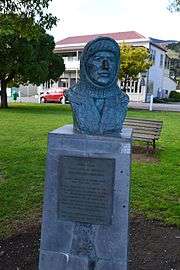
68,37 -> 129,135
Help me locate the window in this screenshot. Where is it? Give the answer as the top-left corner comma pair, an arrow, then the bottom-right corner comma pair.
147,81 -> 154,94
160,54 -> 164,67
150,49 -> 156,64
165,56 -> 170,69
139,85 -> 142,93
134,81 -> 138,93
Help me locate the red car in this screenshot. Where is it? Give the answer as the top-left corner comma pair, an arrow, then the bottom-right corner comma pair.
40,88 -> 67,103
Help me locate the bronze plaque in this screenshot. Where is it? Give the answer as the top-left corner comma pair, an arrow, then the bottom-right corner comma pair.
58,156 -> 115,225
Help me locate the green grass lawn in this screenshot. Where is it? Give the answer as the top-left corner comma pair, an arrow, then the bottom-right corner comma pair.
0,103 -> 179,236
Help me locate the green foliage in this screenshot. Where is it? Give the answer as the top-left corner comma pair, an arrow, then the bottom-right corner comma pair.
119,43 -> 152,92
0,14 -> 65,107
167,41 -> 180,53
0,0 -> 58,30
0,104 -> 179,236
119,43 -> 152,81
0,13 -> 42,39
167,43 -> 180,85
48,53 -> 65,82
0,14 -> 64,84
169,90 -> 180,100
168,0 -> 180,12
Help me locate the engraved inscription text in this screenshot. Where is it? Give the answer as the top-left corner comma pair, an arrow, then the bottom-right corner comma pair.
58,156 -> 115,225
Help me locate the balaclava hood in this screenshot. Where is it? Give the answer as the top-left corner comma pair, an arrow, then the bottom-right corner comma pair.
71,37 -> 121,98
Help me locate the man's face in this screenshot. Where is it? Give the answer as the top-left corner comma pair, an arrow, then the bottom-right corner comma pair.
86,51 -> 117,86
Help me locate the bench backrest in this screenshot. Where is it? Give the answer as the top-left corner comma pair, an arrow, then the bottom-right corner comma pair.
123,117 -> 163,139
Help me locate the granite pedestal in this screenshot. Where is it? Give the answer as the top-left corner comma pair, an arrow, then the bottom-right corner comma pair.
39,125 -> 132,270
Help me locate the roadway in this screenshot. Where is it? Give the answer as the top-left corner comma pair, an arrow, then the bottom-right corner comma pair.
128,102 -> 180,112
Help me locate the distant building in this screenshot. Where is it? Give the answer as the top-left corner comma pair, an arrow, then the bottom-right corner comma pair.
55,31 -> 177,102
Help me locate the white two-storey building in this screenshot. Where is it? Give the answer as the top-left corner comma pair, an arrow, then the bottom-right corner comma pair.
55,31 -> 176,102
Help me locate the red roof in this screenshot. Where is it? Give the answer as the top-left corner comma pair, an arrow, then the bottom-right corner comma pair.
56,31 -> 146,46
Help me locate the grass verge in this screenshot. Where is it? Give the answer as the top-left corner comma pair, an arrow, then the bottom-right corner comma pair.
0,103 -> 179,236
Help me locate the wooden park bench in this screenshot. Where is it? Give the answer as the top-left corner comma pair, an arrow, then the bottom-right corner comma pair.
123,117 -> 163,150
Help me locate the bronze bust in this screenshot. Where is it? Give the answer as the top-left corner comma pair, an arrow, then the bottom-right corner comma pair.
68,37 -> 129,135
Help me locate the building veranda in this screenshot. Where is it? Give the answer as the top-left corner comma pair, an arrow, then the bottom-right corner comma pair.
55,31 -> 177,102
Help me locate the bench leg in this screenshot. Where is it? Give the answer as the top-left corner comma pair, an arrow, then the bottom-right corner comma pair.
147,141 -> 155,153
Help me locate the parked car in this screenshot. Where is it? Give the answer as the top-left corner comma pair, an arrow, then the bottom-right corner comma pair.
40,87 -> 68,104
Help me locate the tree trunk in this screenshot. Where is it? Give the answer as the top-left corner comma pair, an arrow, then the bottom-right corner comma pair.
1,79 -> 8,108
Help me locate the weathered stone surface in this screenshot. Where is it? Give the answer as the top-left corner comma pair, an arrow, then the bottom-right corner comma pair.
39,125 -> 132,270
95,192 -> 129,260
40,251 -> 89,270
95,260 -> 127,270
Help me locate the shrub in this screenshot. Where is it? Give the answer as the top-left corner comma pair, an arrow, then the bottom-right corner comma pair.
169,91 -> 180,101
153,97 -> 169,103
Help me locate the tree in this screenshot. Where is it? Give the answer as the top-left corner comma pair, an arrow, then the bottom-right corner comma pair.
167,42 -> 180,53
167,42 -> 180,88
0,14 -> 65,108
119,43 -> 152,92
168,0 -> 180,12
0,0 -> 58,30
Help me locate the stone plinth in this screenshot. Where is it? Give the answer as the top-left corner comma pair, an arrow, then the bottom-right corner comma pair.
39,125 -> 132,270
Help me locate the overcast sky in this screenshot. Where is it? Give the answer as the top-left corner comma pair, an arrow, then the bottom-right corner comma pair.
48,0 -> 180,42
